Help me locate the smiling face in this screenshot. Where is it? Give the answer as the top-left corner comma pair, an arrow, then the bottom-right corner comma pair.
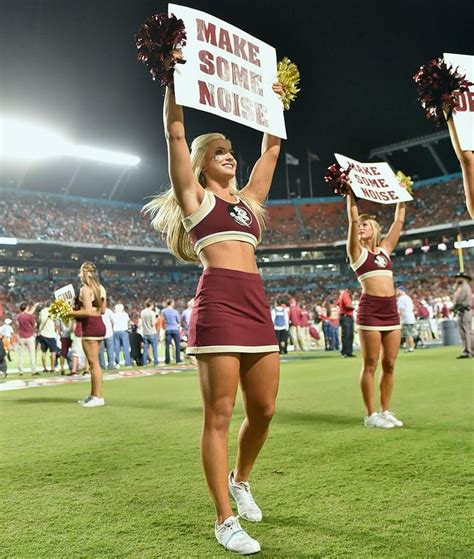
358,219 -> 374,243
203,139 -> 237,183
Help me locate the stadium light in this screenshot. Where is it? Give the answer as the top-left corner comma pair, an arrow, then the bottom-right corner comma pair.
1,116 -> 140,166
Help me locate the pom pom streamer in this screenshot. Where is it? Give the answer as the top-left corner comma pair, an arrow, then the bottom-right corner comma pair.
49,299 -> 73,322
277,57 -> 300,110
413,57 -> 473,125
135,13 -> 187,88
396,170 -> 414,195
324,163 -> 354,197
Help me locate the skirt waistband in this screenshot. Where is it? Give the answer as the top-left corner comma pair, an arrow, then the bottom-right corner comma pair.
202,267 -> 261,281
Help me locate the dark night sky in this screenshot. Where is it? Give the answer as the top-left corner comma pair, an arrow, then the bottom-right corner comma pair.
0,0 -> 473,202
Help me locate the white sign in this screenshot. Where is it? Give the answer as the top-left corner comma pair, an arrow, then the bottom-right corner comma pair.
334,153 -> 413,204
169,4 -> 287,138
444,52 -> 474,151
54,284 -> 75,305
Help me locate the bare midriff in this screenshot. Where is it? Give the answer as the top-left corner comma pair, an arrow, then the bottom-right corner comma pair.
360,276 -> 396,297
199,240 -> 259,273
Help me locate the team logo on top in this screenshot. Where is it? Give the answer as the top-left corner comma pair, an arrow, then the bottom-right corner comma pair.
374,254 -> 388,268
228,204 -> 252,227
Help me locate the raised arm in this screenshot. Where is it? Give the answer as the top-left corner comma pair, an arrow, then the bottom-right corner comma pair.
381,202 -> 405,254
164,86 -> 203,215
240,84 -> 283,203
346,191 -> 361,263
446,116 -> 474,218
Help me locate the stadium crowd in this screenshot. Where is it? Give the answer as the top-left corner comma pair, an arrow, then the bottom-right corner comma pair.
1,177 -> 470,249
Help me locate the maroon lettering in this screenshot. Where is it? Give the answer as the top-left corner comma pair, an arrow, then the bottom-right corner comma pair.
232,34 -> 248,61
388,191 -> 398,200
217,87 -> 232,113
196,19 -> 217,46
240,95 -> 255,121
250,72 -> 263,96
216,56 -> 230,81
255,102 -> 268,126
232,93 -> 241,117
231,63 -> 250,91
198,50 -> 215,75
454,91 -> 474,112
247,41 -> 261,67
218,29 -> 233,53
198,80 -> 215,107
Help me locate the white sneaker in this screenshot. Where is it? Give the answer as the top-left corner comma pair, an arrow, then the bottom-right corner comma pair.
81,396 -> 105,408
228,471 -> 262,522
215,515 -> 261,555
78,395 -> 92,405
364,412 -> 394,429
381,410 -> 404,427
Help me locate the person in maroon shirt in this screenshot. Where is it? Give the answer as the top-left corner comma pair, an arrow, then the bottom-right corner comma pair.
16,302 -> 38,375
288,298 -> 303,351
337,289 -> 355,358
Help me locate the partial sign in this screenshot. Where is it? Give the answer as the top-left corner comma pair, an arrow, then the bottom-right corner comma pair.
444,52 -> 474,151
169,4 -> 286,138
334,153 -> 413,204
54,284 -> 75,305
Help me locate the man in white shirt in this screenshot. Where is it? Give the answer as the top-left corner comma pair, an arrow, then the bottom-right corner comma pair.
141,300 -> 159,366
38,303 -> 59,372
397,287 -> 416,352
112,303 -> 131,367
99,307 -> 115,369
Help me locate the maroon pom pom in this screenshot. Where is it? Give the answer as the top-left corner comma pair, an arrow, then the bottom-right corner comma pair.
324,163 -> 353,197
135,13 -> 187,88
413,57 -> 473,125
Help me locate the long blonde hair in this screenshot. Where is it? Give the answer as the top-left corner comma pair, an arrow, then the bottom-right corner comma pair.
80,262 -> 102,309
359,213 -> 382,246
143,133 -> 267,262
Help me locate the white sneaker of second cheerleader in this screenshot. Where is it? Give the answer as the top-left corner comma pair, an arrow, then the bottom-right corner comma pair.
215,515 -> 261,555
381,410 -> 404,427
364,412 -> 394,429
228,471 -> 262,522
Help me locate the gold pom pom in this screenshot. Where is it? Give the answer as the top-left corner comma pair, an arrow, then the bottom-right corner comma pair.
396,170 -> 414,194
49,299 -> 73,323
277,57 -> 300,110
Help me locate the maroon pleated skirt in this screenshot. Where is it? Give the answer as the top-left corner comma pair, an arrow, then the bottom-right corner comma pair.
187,267 -> 279,355
356,294 -> 401,331
78,316 -> 106,340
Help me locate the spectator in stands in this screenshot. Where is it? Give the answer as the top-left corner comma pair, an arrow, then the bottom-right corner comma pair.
446,111 -> 474,218
452,272 -> 473,359
271,299 -> 289,354
337,288 -> 355,357
141,299 -> 159,366
397,287 -> 416,352
142,64 -> 284,555
70,262 -> 107,407
112,303 -> 131,367
346,188 -> 408,430
99,305 -> 115,370
38,302 -> 59,373
161,299 -> 181,365
16,302 -> 37,375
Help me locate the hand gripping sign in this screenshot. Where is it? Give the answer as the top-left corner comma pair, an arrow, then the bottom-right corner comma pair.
444,53 -> 474,151
169,4 -> 287,139
335,153 -> 413,204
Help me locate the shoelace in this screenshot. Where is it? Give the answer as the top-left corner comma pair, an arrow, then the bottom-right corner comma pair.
236,482 -> 257,506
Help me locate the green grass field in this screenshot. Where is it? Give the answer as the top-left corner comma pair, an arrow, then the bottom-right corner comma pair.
1,347 -> 473,558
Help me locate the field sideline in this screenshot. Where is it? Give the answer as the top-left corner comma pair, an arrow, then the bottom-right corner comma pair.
1,347 -> 472,558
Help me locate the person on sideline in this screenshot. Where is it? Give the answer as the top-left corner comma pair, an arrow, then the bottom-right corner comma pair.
70,262 -> 107,408
99,305 -> 115,370
143,54 -> 285,554
141,299 -> 159,366
346,189 -> 409,429
112,303 -> 131,368
452,272 -> 473,359
337,288 -> 355,357
161,299 -> 181,365
271,299 -> 290,355
397,286 -> 416,353
37,302 -> 59,373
